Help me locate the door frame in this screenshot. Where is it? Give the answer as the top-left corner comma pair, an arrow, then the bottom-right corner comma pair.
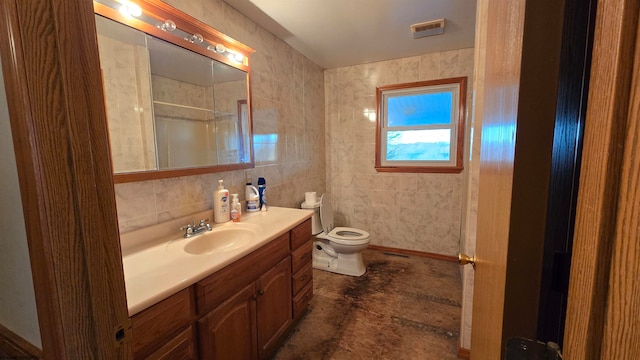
564,0 -> 640,358
0,0 -> 130,357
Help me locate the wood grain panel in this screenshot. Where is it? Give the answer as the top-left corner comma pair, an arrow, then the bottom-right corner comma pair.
292,262 -> 313,295
470,0 -> 525,358
0,0 -> 130,357
292,283 -> 313,319
290,219 -> 312,250
196,233 -> 290,313
197,282 -> 257,360
563,0 -> 640,358
291,241 -> 312,273
0,323 -> 42,359
599,17 -> 640,358
144,326 -> 197,360
257,257 -> 292,358
131,288 -> 194,359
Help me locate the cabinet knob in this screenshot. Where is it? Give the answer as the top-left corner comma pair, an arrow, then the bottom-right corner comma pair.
252,294 -> 258,300
258,289 -> 264,296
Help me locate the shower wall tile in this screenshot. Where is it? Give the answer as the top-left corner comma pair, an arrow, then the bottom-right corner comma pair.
115,0 -> 326,234
325,49 -> 474,256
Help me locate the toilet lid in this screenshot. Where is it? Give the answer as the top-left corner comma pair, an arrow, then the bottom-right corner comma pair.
319,193 -> 334,233
328,227 -> 370,245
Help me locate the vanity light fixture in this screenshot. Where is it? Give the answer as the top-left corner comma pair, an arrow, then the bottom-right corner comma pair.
207,43 -> 226,53
185,33 -> 204,44
157,19 -> 176,32
206,43 -> 244,63
118,0 -> 142,17
227,50 -> 244,63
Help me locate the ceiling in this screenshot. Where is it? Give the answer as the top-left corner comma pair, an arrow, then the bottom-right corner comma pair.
223,0 -> 477,69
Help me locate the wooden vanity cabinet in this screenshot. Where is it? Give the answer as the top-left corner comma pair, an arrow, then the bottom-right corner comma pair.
196,233 -> 292,359
130,288 -> 196,360
256,257 -> 292,357
198,282 -> 258,359
129,218 -> 312,359
290,219 -> 313,319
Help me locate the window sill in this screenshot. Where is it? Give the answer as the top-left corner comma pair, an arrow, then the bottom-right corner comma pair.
375,165 -> 463,174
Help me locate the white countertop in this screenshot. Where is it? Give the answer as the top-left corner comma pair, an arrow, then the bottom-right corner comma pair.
120,207 -> 313,316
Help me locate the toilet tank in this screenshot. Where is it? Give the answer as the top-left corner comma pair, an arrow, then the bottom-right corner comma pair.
301,201 -> 322,235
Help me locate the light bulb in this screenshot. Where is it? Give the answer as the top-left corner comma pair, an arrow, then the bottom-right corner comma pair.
119,1 -> 142,17
185,33 -> 203,44
158,20 -> 176,32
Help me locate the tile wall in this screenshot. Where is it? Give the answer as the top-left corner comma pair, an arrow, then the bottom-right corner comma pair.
114,0 -> 326,233
324,49 -> 475,255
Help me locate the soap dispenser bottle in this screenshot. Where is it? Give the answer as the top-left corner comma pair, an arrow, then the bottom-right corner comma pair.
230,194 -> 242,222
213,179 -> 230,223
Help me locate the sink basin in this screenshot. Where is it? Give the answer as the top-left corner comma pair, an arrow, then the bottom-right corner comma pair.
169,228 -> 257,255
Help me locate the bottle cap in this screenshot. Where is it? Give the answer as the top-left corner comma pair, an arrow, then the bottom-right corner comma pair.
258,177 -> 266,185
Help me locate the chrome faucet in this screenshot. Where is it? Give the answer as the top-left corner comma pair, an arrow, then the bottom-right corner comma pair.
180,218 -> 213,238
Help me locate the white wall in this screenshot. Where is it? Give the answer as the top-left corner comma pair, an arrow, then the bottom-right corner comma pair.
0,58 -> 42,348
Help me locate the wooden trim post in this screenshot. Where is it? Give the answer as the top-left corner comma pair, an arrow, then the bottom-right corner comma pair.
0,0 -> 130,357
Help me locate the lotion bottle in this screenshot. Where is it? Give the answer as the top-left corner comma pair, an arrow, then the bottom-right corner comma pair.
213,179 -> 230,223
230,194 -> 241,222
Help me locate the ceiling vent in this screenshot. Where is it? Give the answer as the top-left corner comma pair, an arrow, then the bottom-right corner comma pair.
411,19 -> 445,39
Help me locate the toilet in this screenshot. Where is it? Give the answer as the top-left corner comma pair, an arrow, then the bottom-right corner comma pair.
301,193 -> 370,276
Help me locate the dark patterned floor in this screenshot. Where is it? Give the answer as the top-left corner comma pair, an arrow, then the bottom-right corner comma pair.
273,248 -> 462,360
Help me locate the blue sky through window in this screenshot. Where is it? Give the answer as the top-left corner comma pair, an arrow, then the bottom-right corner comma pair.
387,92 -> 453,127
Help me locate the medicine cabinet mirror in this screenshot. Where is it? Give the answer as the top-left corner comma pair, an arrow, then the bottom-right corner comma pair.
93,0 -> 255,183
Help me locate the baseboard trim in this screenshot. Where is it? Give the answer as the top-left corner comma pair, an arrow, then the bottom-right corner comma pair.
0,323 -> 42,359
368,245 -> 459,263
458,345 -> 471,359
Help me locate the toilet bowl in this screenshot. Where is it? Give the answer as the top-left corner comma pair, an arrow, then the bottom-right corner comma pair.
302,193 -> 369,276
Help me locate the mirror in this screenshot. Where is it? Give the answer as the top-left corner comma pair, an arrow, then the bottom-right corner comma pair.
93,0 -> 254,183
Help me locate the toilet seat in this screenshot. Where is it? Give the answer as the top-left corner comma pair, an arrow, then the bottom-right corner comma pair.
327,227 -> 370,245
319,194 -> 370,245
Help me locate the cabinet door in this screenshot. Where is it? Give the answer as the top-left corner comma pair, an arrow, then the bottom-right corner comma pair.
256,257 -> 292,358
198,282 -> 257,360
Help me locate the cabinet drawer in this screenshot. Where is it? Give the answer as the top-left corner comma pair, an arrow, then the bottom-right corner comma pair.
131,288 -> 194,359
196,233 -> 290,314
292,282 -> 313,319
292,262 -> 312,295
291,219 -> 312,250
144,326 -> 197,360
291,240 -> 312,273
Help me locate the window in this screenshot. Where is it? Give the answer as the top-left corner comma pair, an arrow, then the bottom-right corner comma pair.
375,77 -> 466,173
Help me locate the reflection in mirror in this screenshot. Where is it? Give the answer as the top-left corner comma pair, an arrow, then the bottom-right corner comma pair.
93,0 -> 254,181
96,16 -> 155,173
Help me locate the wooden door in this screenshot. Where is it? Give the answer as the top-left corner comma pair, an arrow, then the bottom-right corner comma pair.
256,257 -> 292,359
198,282 -> 257,360
470,0 -> 526,358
